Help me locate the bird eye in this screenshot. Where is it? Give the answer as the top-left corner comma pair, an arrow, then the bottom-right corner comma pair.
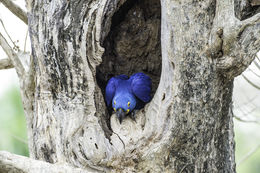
127,102 -> 130,107
114,108 -> 116,112
126,109 -> 130,114
114,101 -> 116,105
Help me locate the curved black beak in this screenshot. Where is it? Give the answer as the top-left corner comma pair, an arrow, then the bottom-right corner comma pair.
116,108 -> 126,124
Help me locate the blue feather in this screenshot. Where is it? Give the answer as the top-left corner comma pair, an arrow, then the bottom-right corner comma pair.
130,73 -> 151,103
105,73 -> 151,116
105,75 -> 128,106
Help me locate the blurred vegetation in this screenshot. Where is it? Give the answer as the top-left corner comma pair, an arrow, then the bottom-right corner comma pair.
235,121 -> 260,173
0,86 -> 29,156
0,86 -> 259,173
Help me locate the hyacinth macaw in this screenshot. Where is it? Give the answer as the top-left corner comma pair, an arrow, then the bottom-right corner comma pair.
105,72 -> 151,124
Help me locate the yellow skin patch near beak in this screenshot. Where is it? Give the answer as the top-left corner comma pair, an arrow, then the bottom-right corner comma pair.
113,101 -> 130,113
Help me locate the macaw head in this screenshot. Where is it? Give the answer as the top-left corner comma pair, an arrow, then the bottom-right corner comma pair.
112,94 -> 136,124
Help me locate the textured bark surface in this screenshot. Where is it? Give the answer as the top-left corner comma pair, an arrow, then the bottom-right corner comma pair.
0,151 -> 96,173
234,0 -> 260,20
1,0 -> 259,172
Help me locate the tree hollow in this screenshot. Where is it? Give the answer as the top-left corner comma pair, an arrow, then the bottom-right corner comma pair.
96,0 -> 162,107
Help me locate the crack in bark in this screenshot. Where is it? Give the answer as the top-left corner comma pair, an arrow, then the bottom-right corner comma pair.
112,131 -> 125,149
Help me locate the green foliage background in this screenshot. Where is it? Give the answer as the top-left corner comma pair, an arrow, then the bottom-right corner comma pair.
0,87 -> 29,157
0,86 -> 259,172
235,121 -> 260,173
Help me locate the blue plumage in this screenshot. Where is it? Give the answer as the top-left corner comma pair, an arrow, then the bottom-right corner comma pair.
105,72 -> 151,123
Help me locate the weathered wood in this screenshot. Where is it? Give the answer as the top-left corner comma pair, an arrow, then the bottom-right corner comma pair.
0,32 -> 25,77
0,151 -> 98,173
0,58 -> 13,69
234,0 -> 260,20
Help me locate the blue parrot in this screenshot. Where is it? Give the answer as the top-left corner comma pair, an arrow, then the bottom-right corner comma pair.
105,72 -> 152,123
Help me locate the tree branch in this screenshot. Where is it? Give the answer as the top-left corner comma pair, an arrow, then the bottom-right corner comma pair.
215,12 -> 260,78
242,74 -> 260,90
233,114 -> 260,124
0,0 -> 28,25
0,58 -> 14,70
0,151 -> 101,173
248,67 -> 260,77
0,32 -> 25,77
0,19 -> 18,49
253,58 -> 260,71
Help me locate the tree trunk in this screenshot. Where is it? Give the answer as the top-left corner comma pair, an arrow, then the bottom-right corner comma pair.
1,0 -> 259,172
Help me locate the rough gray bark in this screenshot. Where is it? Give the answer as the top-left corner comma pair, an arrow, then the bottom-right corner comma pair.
0,0 -> 259,172
234,0 -> 260,20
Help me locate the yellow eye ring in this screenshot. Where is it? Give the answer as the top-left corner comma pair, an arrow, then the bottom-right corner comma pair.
127,102 -> 130,107
126,109 -> 130,114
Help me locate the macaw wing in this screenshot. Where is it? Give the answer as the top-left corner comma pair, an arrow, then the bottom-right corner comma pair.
130,73 -> 151,103
105,75 -> 128,106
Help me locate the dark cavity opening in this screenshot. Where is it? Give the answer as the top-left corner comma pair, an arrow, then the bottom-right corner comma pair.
96,0 -> 162,109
